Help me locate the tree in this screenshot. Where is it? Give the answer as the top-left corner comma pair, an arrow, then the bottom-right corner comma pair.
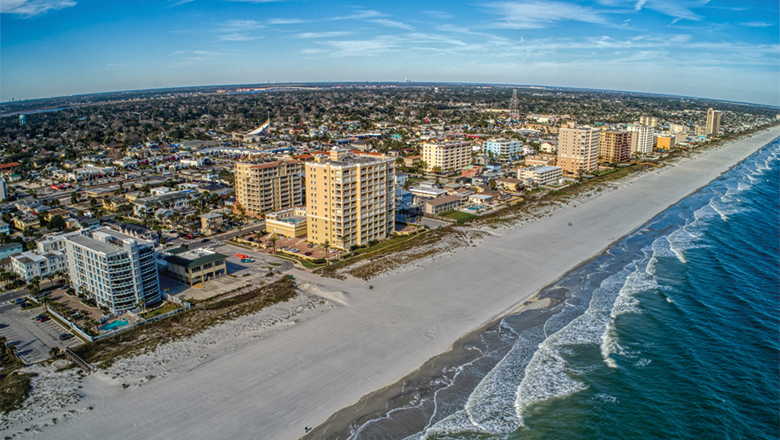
47,215 -> 66,231
268,235 -> 279,252
25,239 -> 37,250
0,232 -> 9,245
323,240 -> 331,265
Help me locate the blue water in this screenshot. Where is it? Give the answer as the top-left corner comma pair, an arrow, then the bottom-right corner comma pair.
350,138 -> 780,440
100,319 -> 129,331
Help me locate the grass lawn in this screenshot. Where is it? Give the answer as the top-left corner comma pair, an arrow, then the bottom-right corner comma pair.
439,210 -> 477,222
142,303 -> 181,319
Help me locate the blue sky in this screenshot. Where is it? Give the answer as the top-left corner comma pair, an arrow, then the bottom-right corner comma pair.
1,0 -> 778,105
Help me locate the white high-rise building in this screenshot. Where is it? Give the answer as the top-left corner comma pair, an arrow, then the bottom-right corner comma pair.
627,125 -> 654,155
65,227 -> 160,314
0,179 -> 6,202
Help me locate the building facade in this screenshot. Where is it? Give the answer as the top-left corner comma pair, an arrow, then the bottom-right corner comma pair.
65,227 -> 160,314
706,108 -> 722,135
627,125 -> 654,155
484,139 -> 522,162
599,131 -> 631,163
235,159 -> 303,217
305,148 -> 395,250
422,140 -> 472,172
557,126 -> 600,175
265,208 -> 307,238
11,250 -> 66,282
165,248 -> 227,286
517,165 -> 563,186
639,115 -> 659,126
656,136 -> 676,151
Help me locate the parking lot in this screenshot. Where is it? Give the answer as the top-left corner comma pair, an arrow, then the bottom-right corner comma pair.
0,303 -> 81,364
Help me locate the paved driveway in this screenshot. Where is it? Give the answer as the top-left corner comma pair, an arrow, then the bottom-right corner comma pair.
0,304 -> 81,364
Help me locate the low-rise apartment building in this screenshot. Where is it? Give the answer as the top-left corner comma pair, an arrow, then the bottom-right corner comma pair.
518,165 -> 563,186
11,250 -> 67,282
424,195 -> 463,215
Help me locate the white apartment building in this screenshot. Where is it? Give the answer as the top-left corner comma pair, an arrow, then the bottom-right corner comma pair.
517,165 -> 563,186
627,125 -> 654,155
306,148 -> 395,250
484,138 -> 522,162
422,140 -> 472,172
558,126 -> 600,175
11,250 -> 67,282
65,227 -> 161,314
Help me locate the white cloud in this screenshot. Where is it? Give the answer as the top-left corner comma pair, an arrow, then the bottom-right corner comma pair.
332,9 -> 382,20
219,19 -> 264,41
740,21 -> 773,28
597,0 -> 709,22
267,18 -> 308,25
297,31 -> 352,39
0,0 -> 75,17
370,19 -> 413,30
487,1 -> 609,29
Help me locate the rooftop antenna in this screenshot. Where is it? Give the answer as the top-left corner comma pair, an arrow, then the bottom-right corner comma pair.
510,87 -> 519,121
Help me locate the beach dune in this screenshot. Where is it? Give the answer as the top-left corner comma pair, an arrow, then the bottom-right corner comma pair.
38,128 -> 780,440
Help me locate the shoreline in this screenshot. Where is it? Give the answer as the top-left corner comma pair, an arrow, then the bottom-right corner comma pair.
16,126 -> 780,440
307,128 -> 780,439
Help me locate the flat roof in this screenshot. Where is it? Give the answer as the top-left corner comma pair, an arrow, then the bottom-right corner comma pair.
166,250 -> 227,269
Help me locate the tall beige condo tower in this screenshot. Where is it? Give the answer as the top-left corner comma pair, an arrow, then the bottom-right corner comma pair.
706,108 -> 722,135
558,126 -> 600,175
235,159 -> 303,217
306,148 -> 395,250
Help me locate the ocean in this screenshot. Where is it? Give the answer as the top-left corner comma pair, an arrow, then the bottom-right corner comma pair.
343,139 -> 780,440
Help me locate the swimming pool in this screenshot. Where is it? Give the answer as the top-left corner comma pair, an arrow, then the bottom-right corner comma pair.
100,319 -> 129,331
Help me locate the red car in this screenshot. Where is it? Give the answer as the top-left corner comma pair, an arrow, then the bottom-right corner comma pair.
38,316 -> 50,322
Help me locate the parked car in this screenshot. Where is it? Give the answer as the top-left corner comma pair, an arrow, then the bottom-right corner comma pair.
39,316 -> 50,322
304,252 -> 312,256
201,239 -> 210,243
33,314 -> 46,321
59,333 -> 73,341
0,323 -> 8,329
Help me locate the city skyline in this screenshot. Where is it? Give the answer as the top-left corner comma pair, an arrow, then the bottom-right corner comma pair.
1,0 -> 778,105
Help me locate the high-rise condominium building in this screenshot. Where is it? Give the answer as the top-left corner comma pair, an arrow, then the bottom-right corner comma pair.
235,159 -> 303,217
627,125 -> 654,155
65,227 -> 160,314
599,131 -> 631,163
305,148 -> 395,250
422,140 -> 472,172
558,126 -> 600,175
484,138 -> 522,162
706,108 -> 722,135
639,115 -> 659,126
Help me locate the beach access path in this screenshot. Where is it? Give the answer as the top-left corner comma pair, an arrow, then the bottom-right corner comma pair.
41,127 -> 780,440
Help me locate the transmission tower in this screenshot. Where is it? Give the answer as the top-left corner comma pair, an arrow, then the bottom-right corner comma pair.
510,87 -> 519,121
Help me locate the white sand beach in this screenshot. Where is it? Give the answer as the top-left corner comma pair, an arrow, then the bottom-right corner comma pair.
12,127 -> 780,440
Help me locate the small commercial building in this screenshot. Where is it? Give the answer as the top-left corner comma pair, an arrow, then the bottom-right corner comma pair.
165,247 -> 227,286
265,208 -> 307,238
517,165 -> 563,186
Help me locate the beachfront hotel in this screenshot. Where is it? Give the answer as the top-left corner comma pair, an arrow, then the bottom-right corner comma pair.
305,148 -> 395,250
64,227 -> 160,314
235,159 -> 303,217
422,140 -> 472,172
598,131 -> 631,163
557,126 -> 600,175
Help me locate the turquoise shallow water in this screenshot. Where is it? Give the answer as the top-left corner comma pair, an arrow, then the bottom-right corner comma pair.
349,139 -> 780,440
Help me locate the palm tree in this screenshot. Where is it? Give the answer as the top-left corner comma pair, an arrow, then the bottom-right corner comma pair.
323,240 -> 331,265
268,235 -> 279,252
0,232 -> 10,245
